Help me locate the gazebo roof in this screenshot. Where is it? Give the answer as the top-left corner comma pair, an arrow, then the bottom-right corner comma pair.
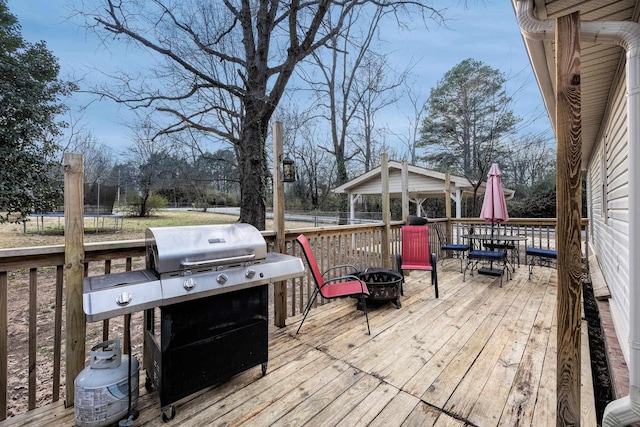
332,160 -> 515,199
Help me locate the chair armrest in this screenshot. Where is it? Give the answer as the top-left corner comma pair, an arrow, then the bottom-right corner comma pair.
322,275 -> 365,286
322,264 -> 359,279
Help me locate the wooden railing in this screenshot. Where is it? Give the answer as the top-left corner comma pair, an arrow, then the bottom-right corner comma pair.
0,218 -> 586,419
279,223 -> 404,318
443,218 -> 589,266
0,240 -> 146,419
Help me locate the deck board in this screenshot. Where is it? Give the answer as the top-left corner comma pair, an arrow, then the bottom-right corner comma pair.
468,269 -> 554,426
333,382 -> 399,427
4,259 -> 597,426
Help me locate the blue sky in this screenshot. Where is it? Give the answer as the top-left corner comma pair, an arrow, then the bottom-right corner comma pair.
7,1 -> 553,159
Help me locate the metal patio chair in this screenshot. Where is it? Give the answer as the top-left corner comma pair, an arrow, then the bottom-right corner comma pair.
435,224 -> 470,273
396,225 -> 439,298
295,234 -> 371,335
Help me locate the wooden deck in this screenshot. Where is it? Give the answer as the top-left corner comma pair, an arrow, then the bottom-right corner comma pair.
4,260 -> 597,426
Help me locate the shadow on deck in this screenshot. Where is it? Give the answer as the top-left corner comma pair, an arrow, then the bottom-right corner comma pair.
4,260 -> 597,426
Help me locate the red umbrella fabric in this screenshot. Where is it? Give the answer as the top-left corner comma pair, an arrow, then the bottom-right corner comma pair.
480,163 -> 509,224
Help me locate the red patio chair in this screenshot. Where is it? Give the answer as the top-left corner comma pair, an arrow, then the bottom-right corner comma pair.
397,225 -> 439,298
296,234 -> 371,335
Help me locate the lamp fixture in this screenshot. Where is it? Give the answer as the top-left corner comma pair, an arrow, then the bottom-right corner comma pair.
281,156 -> 296,183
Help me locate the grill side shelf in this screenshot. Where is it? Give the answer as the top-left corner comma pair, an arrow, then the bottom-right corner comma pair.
83,270 -> 162,322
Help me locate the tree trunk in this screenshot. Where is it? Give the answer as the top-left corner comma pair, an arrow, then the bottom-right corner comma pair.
238,119 -> 267,230
336,155 -> 349,225
139,191 -> 149,217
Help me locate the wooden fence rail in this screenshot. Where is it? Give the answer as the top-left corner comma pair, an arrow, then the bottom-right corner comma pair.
0,218 -> 586,420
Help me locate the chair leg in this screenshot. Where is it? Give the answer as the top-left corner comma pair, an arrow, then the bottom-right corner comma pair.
360,294 -> 370,335
431,253 -> 439,299
296,288 -> 320,334
396,253 -> 404,295
463,261 -> 468,282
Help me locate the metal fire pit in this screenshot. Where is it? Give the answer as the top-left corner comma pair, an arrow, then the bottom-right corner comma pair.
82,223 -> 305,421
355,268 -> 403,309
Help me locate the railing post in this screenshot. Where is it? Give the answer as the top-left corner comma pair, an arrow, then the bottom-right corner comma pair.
272,121 -> 287,327
0,272 -> 6,420
556,12 -> 583,426
445,173 -> 452,242
64,153 -> 85,407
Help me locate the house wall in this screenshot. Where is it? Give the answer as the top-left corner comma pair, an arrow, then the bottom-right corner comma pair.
587,72 -> 631,362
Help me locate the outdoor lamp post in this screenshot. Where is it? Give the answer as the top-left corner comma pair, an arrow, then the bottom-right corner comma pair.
281,156 -> 296,182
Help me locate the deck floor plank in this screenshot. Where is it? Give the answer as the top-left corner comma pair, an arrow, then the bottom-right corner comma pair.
442,274 -> 541,419
266,367 -> 367,426
213,353 -> 350,426
181,349 -> 329,425
333,382 -> 399,427
530,276 -> 558,427
417,277 -> 525,408
402,273 -> 527,400
349,273 -> 488,379
467,269 -> 554,426
302,373 -> 382,427
4,264 -> 598,426
581,319 -> 598,426
367,390 -> 421,427
379,276 -> 500,388
498,270 -> 557,426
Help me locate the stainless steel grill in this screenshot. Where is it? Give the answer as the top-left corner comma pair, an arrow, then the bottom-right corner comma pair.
83,223 -> 304,321
81,223 -> 305,421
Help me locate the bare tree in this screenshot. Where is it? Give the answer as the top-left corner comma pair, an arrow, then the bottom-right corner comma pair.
126,121 -> 177,216
300,7 -> 396,220
352,52 -> 404,172
276,105 -> 334,209
61,113 -> 114,185
393,79 -> 429,164
76,0 -> 444,229
502,134 -> 555,189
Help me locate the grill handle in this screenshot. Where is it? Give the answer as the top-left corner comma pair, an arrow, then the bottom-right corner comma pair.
180,253 -> 256,268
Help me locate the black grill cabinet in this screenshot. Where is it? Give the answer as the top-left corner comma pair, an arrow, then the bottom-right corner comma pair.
143,284 -> 268,420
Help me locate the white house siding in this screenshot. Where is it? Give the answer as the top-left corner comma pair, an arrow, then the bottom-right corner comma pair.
587,72 -> 631,361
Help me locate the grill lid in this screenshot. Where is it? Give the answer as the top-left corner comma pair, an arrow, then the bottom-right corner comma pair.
146,223 -> 267,274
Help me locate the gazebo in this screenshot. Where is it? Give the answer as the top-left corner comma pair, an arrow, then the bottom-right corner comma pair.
332,160 -> 515,222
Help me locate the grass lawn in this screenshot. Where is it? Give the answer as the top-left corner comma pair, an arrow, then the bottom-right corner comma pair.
0,209 -> 313,249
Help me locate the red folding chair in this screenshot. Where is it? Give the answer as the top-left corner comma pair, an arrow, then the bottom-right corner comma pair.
296,234 -> 370,335
397,225 -> 439,298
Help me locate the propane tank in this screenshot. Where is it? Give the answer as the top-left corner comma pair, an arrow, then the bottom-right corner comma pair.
74,340 -> 139,427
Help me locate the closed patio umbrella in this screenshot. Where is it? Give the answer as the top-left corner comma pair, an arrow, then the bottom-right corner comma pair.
478,163 -> 510,275
480,163 -> 509,227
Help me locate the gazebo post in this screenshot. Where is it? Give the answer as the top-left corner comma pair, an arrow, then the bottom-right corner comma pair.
381,154 -> 391,269
445,173 -> 452,242
401,160 -> 409,223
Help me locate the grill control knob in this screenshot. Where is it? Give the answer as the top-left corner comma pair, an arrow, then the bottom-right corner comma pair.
217,273 -> 229,285
116,292 -> 132,306
183,277 -> 196,291
245,269 -> 256,279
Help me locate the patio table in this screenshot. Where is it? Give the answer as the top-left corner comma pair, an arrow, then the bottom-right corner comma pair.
462,234 -> 526,274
